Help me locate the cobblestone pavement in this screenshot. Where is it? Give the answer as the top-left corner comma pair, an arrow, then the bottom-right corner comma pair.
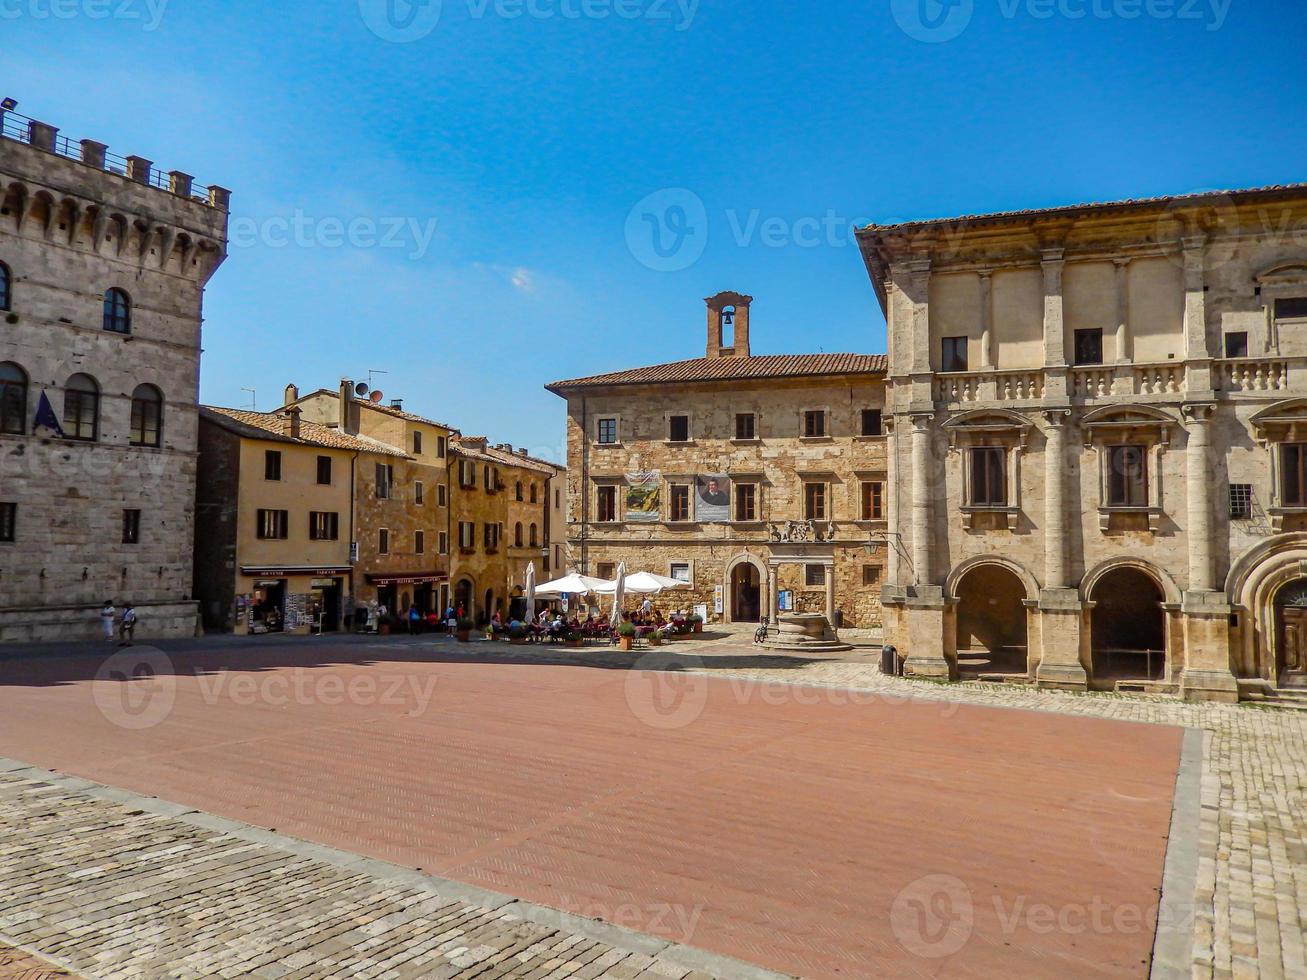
0,766 -> 777,980
0,943 -> 73,979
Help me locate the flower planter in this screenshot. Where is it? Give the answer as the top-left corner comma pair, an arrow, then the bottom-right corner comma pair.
648,634 -> 663,647
618,637 -> 634,652
692,622 -> 703,634
379,624 -> 391,636
456,630 -> 471,643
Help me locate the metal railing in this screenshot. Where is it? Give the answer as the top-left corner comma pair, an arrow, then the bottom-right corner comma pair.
0,108 -> 221,207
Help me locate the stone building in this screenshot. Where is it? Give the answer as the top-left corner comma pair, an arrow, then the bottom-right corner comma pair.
857,183 -> 1307,702
194,406 -> 406,634
449,437 -> 564,624
547,292 -> 888,628
0,103 -> 229,641
288,383 -> 456,616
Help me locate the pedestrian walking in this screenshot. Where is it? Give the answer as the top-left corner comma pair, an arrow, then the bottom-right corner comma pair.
119,604 -> 138,646
99,601 -> 116,642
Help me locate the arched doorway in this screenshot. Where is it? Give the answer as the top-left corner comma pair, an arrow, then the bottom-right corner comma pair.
953,563 -> 1028,676
482,589 -> 496,626
1273,580 -> 1307,688
1090,568 -> 1166,684
454,579 -> 473,619
731,563 -> 761,623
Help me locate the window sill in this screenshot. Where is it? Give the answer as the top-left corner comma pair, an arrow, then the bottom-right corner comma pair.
664,440 -> 695,447
960,506 -> 1020,531
593,442 -> 623,449
731,437 -> 761,445
854,434 -> 886,442
799,436 -> 833,443
666,520 -> 700,528
1097,505 -> 1162,532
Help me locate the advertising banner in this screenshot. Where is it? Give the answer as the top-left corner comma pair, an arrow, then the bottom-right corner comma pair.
625,472 -> 662,523
695,474 -> 731,523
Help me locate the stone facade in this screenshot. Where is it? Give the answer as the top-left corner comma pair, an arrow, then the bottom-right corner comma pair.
548,293 -> 888,628
856,183 -> 1307,702
0,105 -> 229,641
290,384 -> 456,617
449,437 -> 564,624
194,407 -> 399,634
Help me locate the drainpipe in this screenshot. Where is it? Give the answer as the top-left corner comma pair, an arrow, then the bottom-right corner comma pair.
581,397 -> 589,574
348,451 -> 359,618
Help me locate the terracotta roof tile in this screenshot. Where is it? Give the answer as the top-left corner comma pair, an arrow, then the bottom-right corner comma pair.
546,353 -> 887,393
452,438 -> 562,474
859,182 -> 1307,234
287,388 -> 459,433
201,407 -> 411,458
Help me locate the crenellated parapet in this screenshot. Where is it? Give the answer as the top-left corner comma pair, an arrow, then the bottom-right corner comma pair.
0,104 -> 228,282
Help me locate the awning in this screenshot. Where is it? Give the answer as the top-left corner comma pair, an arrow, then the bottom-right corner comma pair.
366,572 -> 449,586
241,566 -> 352,577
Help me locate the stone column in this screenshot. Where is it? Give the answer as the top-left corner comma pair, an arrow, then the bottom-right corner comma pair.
1184,404 -> 1216,593
1113,258 -> 1132,363
1178,401 -> 1238,702
910,414 -> 933,586
979,271 -> 994,369
1043,410 -> 1069,589
825,565 -> 836,624
1035,407 -> 1087,691
767,565 -> 778,625
885,417 -> 901,586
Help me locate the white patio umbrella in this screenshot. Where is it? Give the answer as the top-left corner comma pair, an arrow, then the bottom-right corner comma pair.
534,572 -> 609,597
525,562 -> 537,623
622,571 -> 692,594
610,562 -> 627,627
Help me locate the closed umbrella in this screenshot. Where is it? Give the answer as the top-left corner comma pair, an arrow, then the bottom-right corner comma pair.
525,562 -> 537,623
610,562 -> 627,627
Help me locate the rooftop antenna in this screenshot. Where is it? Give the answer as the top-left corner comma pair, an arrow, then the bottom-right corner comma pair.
241,387 -> 257,411
367,369 -> 388,390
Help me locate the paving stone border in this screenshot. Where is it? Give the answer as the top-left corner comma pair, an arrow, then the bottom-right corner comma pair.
0,759 -> 789,980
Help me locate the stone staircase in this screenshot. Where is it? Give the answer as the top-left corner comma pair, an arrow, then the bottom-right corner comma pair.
1238,679 -> 1307,711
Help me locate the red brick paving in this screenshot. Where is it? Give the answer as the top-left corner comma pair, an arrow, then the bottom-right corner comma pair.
0,644 -> 1182,978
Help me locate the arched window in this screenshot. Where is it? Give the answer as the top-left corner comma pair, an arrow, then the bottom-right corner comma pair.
515,481 -> 523,501
514,522 -> 524,548
103,288 -> 131,334
529,524 -> 538,548
0,261 -> 11,312
0,362 -> 27,435
62,373 -> 99,441
130,384 -> 163,447
530,483 -> 538,504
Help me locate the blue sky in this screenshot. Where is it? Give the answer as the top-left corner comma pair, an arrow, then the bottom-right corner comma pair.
5,0 -> 1304,459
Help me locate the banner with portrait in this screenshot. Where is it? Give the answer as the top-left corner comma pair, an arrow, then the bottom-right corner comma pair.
695,474 -> 731,523
625,472 -> 662,523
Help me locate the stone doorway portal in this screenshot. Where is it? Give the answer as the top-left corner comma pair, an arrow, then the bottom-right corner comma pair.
1274,580 -> 1307,688
731,563 -> 761,623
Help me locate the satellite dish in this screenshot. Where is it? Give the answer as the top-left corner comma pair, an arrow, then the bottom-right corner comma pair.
370,390 -> 384,403
354,382 -> 370,397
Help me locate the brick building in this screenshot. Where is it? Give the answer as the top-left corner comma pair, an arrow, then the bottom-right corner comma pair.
857,183 -> 1307,702
0,103 -> 229,641
547,292 -> 889,628
449,437 -> 564,624
289,383 -> 456,616
194,406 -> 406,633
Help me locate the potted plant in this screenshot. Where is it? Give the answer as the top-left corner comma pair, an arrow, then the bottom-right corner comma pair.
508,625 -> 529,646
648,630 -> 663,647
377,613 -> 395,636
565,631 -> 584,648
688,614 -> 704,634
616,622 -> 637,651
455,618 -> 475,643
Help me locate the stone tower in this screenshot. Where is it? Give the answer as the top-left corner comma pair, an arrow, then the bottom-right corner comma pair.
705,291 -> 752,359
0,102 -> 230,640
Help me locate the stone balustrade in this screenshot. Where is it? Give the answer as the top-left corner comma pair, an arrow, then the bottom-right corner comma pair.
1214,357 -> 1292,393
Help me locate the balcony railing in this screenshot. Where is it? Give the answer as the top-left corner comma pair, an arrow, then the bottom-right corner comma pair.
1214,357 -> 1291,393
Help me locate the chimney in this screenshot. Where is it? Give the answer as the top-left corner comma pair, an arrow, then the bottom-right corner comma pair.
705,291 -> 753,359
283,383 -> 299,407
283,407 -> 303,440
338,378 -> 359,435
462,436 -> 488,452
27,120 -> 58,152
390,398 -> 404,410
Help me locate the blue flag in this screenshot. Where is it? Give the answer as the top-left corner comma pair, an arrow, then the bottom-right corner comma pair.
33,391 -> 65,439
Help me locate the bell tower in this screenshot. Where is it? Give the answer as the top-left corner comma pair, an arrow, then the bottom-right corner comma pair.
706,291 -> 753,359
